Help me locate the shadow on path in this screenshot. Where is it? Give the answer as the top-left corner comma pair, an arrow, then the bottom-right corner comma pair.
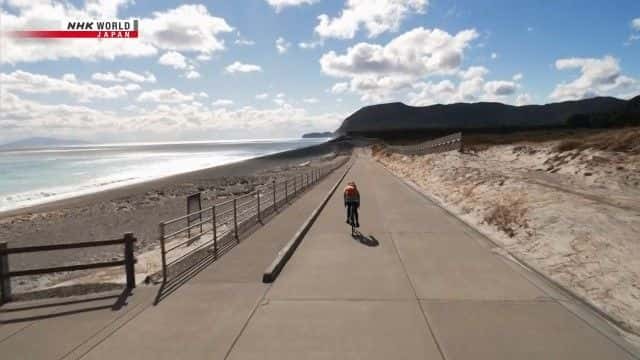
0,288 -> 131,324
351,231 -> 379,247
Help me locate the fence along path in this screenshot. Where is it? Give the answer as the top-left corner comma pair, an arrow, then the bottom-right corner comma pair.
158,157 -> 349,282
386,132 -> 462,155
0,233 -> 137,304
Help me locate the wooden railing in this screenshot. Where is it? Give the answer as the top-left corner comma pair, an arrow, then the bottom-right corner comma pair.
386,132 -> 462,155
0,233 -> 137,304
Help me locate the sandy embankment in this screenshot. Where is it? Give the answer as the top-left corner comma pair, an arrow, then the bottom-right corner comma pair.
0,141 -> 350,295
374,134 -> 640,336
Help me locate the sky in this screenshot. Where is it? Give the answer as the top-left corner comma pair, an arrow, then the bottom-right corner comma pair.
1,0 -> 639,143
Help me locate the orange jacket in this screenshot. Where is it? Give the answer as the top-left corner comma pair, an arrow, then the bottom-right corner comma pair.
343,185 -> 360,206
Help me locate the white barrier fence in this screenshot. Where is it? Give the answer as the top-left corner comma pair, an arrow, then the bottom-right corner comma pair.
386,132 -> 462,155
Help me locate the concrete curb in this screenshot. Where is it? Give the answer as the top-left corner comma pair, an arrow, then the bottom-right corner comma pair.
373,158 -> 640,346
263,162 -> 353,283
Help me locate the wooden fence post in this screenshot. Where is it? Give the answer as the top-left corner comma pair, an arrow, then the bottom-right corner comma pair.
272,181 -> 277,211
159,224 -> 167,283
233,198 -> 239,241
257,190 -> 261,222
212,206 -> 218,256
0,242 -> 10,304
123,233 -> 136,289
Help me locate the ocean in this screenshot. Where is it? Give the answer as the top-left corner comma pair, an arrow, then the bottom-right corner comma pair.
0,138 -> 328,212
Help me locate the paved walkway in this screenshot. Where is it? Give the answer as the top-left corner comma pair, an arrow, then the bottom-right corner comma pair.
226,156 -> 638,359
2,156 -> 638,359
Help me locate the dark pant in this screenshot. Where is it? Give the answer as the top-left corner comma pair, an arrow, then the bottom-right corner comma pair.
346,203 -> 359,225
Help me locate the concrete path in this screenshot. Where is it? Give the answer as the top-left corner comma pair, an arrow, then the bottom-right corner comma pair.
0,163 -> 349,360
227,156 -> 638,360
2,156 -> 638,359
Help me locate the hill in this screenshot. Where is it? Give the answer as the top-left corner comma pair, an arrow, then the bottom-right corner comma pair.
335,96 -> 634,136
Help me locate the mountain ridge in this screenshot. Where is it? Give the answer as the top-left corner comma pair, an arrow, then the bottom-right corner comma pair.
336,96 -> 637,135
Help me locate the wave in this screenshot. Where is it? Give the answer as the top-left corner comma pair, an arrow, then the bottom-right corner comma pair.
0,138 -> 327,213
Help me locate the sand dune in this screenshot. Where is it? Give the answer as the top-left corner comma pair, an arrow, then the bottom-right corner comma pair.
375,138 -> 640,335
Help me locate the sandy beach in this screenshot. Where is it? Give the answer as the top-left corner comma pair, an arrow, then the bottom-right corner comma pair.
0,140 -> 351,294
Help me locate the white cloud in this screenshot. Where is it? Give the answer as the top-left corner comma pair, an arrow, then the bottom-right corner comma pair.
491,52 -> 498,60
226,61 -> 262,73
158,51 -> 188,69
62,73 -> 77,82
256,93 -> 269,100
459,66 -> 488,80
142,4 -> 232,54
92,70 -> 156,83
627,18 -> 640,44
137,88 -> 194,103
212,99 -> 234,107
1,3 -> 232,64
550,55 -> 637,101
1,70 -> 133,102
484,80 -> 518,96
273,98 -> 287,106
235,32 -> 255,46
124,83 -> 142,91
515,93 -> 532,106
158,51 -> 201,79
185,70 -> 201,79
266,0 -> 318,12
315,0 -> 428,39
512,73 -> 523,81
299,40 -> 323,49
119,70 -> 157,83
92,72 -> 121,82
321,28 -> 477,78
276,37 -> 291,54
2,89 -> 344,143
303,98 -> 319,103
408,65 -> 523,106
320,27 -> 478,100
330,82 -> 349,94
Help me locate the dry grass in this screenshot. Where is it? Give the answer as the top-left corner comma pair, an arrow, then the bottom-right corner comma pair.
483,195 -> 529,237
464,127 -> 640,154
553,127 -> 640,154
554,139 -> 584,152
371,143 -> 386,157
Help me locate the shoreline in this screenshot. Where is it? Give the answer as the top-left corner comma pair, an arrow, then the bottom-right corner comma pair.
0,140 -> 341,218
0,140 -> 350,293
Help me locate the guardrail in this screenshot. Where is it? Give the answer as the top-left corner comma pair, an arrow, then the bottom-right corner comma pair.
0,233 -> 137,304
386,132 -> 462,155
157,158 -> 349,283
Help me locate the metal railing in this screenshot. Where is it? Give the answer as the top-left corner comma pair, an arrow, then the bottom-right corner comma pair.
386,132 -> 462,155
157,158 -> 349,282
0,233 -> 137,304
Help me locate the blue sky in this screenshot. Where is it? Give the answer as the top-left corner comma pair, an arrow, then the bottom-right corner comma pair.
1,0 -> 639,143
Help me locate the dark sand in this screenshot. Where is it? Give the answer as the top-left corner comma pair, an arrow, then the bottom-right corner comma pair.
0,141 -> 351,292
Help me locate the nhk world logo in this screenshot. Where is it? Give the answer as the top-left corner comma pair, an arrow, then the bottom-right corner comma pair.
10,20 -> 139,39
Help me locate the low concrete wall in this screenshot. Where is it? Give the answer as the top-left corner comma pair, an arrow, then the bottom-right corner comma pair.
262,162 -> 352,283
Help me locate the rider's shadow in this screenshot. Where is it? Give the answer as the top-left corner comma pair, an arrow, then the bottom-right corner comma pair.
351,231 -> 379,247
